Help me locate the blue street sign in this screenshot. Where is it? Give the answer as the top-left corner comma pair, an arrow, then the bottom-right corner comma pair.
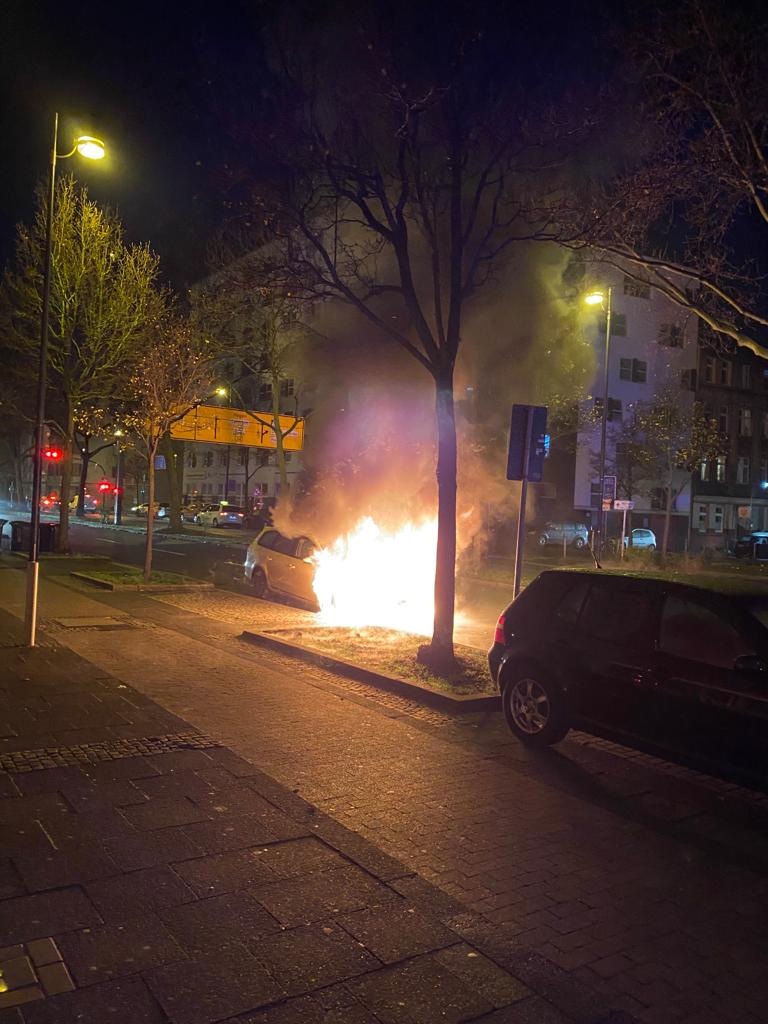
506,405 -> 548,482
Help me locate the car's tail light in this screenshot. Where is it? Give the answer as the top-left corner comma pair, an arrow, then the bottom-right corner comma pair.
494,613 -> 506,644
238,513 -> 244,517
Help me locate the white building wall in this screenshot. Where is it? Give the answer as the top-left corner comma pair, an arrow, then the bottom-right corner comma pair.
573,268 -> 698,515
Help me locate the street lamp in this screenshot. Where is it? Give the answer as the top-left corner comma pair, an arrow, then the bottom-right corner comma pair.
585,286 -> 613,560
25,115 -> 106,647
113,429 -> 125,525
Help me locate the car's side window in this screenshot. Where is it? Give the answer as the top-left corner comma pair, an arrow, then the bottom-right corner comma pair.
659,596 -> 753,669
272,535 -> 299,557
296,539 -> 316,559
578,583 -> 658,649
553,579 -> 590,626
258,530 -> 279,550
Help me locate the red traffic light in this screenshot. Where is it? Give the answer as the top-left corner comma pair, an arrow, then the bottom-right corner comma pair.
112,486 -> 122,496
43,447 -> 62,460
98,480 -> 111,492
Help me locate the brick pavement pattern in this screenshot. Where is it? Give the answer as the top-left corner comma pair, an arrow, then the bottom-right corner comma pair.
4,564 -> 768,1022
0,588 -> 630,1024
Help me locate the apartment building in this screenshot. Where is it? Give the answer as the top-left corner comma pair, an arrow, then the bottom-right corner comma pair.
573,269 -> 698,549
692,337 -> 768,548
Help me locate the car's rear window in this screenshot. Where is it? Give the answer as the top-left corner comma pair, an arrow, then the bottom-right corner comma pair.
222,505 -> 244,513
505,573 -> 580,633
258,530 -> 280,549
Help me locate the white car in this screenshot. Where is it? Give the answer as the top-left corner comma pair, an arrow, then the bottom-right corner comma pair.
244,528 -> 317,605
624,528 -> 657,550
195,502 -> 246,528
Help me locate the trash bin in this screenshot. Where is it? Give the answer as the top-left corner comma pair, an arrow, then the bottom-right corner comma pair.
39,523 -> 58,553
10,520 -> 31,553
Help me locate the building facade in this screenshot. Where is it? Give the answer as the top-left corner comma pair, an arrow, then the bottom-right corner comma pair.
573,269 -> 698,549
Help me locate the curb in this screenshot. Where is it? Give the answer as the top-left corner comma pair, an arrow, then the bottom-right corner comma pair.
240,630 -> 500,713
70,571 -> 214,593
6,552 -> 111,562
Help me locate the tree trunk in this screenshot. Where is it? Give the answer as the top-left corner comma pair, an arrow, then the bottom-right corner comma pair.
162,433 -> 184,532
56,400 -> 75,553
76,442 -> 90,517
662,480 -> 673,556
419,368 -> 457,670
272,377 -> 290,499
144,446 -> 156,581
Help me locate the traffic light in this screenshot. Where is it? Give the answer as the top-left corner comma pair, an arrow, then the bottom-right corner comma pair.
98,480 -> 111,493
112,486 -> 122,496
43,447 -> 63,461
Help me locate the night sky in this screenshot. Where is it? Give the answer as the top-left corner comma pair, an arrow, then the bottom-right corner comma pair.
0,0 -> 266,288
0,0 -> 616,292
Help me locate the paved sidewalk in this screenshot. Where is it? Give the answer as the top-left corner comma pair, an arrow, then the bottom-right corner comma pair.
0,592 -> 629,1022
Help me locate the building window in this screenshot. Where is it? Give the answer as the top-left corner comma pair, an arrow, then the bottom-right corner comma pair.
658,323 -> 684,348
704,356 -> 716,383
715,456 -> 727,482
699,460 -> 709,482
280,379 -> 295,398
713,505 -> 724,532
741,364 -> 752,389
719,361 -> 732,386
761,459 -> 768,485
619,358 -> 647,383
238,449 -> 248,467
203,451 -> 213,468
594,397 -> 622,422
718,407 -> 729,434
599,313 -> 627,336
623,276 -> 650,299
696,503 -> 707,533
589,481 -> 601,508
285,452 -> 292,463
737,456 -> 750,484
218,452 -> 227,468
680,368 -> 697,390
739,408 -> 752,436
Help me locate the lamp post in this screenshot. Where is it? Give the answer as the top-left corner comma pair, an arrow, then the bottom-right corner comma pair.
113,429 -> 125,525
585,286 -> 613,561
25,115 -> 105,647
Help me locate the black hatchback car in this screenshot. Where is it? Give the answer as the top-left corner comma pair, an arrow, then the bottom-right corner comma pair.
489,570 -> 768,781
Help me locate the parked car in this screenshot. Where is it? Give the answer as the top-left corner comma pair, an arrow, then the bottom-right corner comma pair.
181,503 -> 204,523
489,569 -> 768,782
130,502 -> 170,518
537,522 -> 589,549
244,527 -> 318,606
624,528 -> 657,550
733,532 -> 768,560
195,502 -> 246,528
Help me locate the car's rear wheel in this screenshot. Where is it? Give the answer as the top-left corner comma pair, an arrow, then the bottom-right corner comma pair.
538,535 -> 548,546
573,537 -> 585,549
212,518 -> 219,528
250,567 -> 268,598
647,544 -> 656,552
501,666 -> 570,747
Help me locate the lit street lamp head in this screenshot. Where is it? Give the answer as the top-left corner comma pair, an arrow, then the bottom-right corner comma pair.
75,135 -> 106,160
584,290 -> 605,306
215,386 -> 228,397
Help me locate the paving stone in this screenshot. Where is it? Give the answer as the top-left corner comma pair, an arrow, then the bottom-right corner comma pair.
172,847 -> 278,897
256,837 -> 349,880
25,938 -> 61,967
56,915 -> 187,986
134,772 -> 222,803
13,842 -> 118,892
0,888 -> 102,944
251,922 -> 380,995
99,827 -> 202,872
0,948 -> 24,962
37,961 -> 75,996
312,819 -> 411,882
120,796 -> 210,831
254,865 -> 400,928
434,943 -> 532,1008
0,775 -> 19,799
0,956 -> 36,990
233,991 -> 380,1024
389,874 -> 466,920
160,889 -> 283,953
346,952 -> 496,1023
0,987 -> 43,1009
36,807 -> 135,845
61,779 -> 148,812
144,947 -> 285,1024
19,976 -> 165,1024
0,859 -> 24,899
337,903 -> 459,964
179,812 -> 305,857
82,756 -> 160,783
84,866 -> 197,922
145,750 -> 216,774
472,994 -> 574,1023
0,793 -> 71,826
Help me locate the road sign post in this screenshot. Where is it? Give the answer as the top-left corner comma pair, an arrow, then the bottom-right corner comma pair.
614,499 -> 634,559
507,404 -> 548,598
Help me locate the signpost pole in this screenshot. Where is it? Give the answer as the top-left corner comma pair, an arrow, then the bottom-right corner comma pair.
513,408 -> 534,599
620,506 -> 627,560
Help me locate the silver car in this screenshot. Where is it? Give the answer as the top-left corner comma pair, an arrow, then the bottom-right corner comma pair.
537,522 -> 589,549
244,528 -> 318,606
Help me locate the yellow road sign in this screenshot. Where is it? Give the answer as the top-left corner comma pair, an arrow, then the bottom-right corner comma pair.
170,404 -> 304,450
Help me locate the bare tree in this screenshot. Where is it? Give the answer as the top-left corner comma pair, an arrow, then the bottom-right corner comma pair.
550,0 -> 768,358
72,405 -> 118,517
125,319 -> 215,580
0,176 -> 168,550
224,16 -> 580,669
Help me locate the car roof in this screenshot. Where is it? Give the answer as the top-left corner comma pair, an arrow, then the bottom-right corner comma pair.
534,567 -> 768,599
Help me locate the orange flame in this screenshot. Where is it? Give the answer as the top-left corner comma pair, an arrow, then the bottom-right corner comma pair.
312,516 -> 437,634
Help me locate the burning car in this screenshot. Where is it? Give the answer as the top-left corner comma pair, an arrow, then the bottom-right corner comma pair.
244,528 -> 318,606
